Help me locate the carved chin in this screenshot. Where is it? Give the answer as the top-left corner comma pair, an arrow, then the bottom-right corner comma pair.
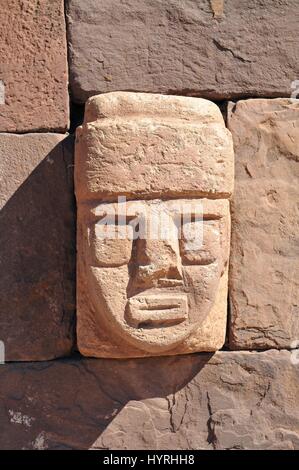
87,266 -> 194,352
89,262 -> 222,355
88,264 -> 221,353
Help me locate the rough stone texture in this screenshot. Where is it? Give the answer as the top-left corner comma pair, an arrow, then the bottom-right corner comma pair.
0,133 -> 76,360
75,93 -> 234,358
76,93 -> 234,200
67,0 -> 299,104
0,0 -> 69,132
0,350 -> 298,449
228,99 -> 299,350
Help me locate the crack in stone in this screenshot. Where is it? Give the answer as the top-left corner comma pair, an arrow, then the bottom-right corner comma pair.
213,39 -> 252,63
167,394 -> 176,433
256,381 -> 271,408
206,391 -> 217,449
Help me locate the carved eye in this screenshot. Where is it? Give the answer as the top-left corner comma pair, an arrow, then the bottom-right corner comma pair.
180,221 -> 220,265
91,223 -> 133,267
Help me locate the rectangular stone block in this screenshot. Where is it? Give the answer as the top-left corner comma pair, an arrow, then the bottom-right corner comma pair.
0,0 -> 69,132
67,0 -> 299,103
228,99 -> 299,349
0,133 -> 76,360
0,350 -> 298,449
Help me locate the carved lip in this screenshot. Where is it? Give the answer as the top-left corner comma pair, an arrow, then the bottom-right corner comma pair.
127,294 -> 188,328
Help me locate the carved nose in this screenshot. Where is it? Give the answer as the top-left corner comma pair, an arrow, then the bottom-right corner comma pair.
133,238 -> 183,287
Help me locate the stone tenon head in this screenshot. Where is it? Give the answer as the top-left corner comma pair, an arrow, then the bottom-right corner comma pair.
75,92 -> 234,358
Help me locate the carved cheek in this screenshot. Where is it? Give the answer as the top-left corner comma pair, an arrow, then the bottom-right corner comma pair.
89,224 -> 133,267
93,237 -> 132,267
183,262 -> 221,324
180,219 -> 223,325
89,265 -> 130,323
180,221 -> 221,266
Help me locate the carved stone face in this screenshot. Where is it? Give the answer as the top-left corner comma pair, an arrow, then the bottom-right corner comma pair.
81,198 -> 230,354
75,92 -> 234,357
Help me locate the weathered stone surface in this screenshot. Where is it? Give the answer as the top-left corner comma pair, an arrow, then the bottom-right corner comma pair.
0,0 -> 69,132
75,93 -> 234,358
67,0 -> 299,103
0,134 -> 76,360
228,99 -> 299,350
76,93 -> 234,200
0,350 -> 298,449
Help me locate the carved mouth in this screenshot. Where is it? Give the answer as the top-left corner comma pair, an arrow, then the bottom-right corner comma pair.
127,294 -> 188,328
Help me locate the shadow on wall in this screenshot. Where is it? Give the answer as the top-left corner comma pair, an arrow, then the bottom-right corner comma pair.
0,135 -> 76,361
0,353 -> 213,449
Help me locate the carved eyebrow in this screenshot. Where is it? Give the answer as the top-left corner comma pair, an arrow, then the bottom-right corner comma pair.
91,205 -> 130,220
172,212 -> 222,221
91,207 -> 222,222
202,213 -> 222,220
93,212 -> 138,223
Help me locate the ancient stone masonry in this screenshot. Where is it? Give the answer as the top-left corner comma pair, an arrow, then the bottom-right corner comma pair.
0,0 -> 69,132
0,134 -> 76,361
66,0 -> 299,103
228,99 -> 299,350
0,0 -> 298,451
75,92 -> 234,358
0,351 -> 298,450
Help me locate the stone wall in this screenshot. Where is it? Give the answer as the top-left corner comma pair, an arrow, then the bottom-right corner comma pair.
0,0 -> 298,450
